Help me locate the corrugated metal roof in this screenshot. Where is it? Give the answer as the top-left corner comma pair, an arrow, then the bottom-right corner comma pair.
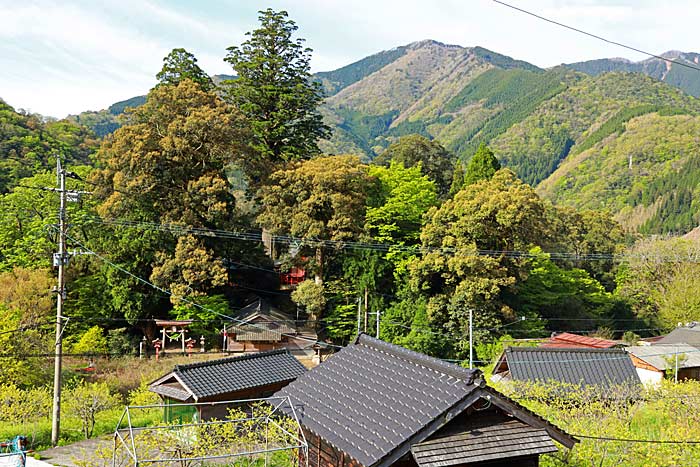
151,350 -> 306,401
411,412 -> 557,467
500,347 -> 640,388
275,334 -> 480,467
541,332 -> 617,349
626,344 -> 700,370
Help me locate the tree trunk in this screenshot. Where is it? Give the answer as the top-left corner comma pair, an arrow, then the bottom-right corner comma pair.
315,247 -> 323,285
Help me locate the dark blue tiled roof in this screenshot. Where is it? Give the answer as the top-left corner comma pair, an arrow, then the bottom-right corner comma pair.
502,347 -> 640,387
275,334 -> 480,467
174,350 -> 306,400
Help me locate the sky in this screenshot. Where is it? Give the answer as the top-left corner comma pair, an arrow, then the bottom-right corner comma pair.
1,0 -> 699,118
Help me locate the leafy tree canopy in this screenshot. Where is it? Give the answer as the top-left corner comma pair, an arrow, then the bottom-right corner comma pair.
375,134 -> 454,197
91,79 -> 252,317
257,155 -> 372,283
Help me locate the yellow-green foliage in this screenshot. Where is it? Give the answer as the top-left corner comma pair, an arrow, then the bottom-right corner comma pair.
69,325 -> 109,355
497,380 -> 700,467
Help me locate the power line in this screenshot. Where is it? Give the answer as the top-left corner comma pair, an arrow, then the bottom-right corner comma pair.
571,434 -> 700,444
492,0 -> 700,73
82,214 -> 700,263
60,230 -> 343,350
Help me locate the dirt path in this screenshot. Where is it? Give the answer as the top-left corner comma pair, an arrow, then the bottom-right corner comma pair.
37,436 -> 113,467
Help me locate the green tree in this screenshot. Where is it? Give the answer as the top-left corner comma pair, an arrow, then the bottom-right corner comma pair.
617,237 -> 700,329
257,155 -> 372,284
516,247 -> 614,328
64,381 -> 121,438
463,143 -> 501,186
156,48 -> 214,90
292,280 -> 327,321
409,169 -> 550,356
223,9 -> 329,181
91,79 -> 251,321
375,134 -> 454,197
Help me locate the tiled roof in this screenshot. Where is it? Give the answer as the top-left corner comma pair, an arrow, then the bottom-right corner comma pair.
162,350 -> 306,401
655,326 -> 700,346
541,332 -> 617,349
498,347 -> 640,388
411,412 -> 557,467
626,344 -> 700,370
276,334 -> 481,467
232,326 -> 283,342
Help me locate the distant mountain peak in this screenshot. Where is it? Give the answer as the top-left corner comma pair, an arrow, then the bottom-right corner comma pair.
407,39 -> 463,50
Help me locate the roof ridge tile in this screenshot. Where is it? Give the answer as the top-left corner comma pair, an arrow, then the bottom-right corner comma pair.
174,349 -> 289,372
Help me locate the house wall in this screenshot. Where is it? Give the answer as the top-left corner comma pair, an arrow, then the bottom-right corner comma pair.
635,367 -> 664,387
302,430 -> 541,467
197,381 -> 293,420
303,429 -> 363,467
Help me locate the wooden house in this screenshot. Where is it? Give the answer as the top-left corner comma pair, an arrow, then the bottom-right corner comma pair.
275,334 -> 577,467
148,350 -> 306,421
226,297 -> 319,355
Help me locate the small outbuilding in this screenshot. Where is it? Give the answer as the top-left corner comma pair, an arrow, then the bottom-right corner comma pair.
492,347 -> 640,389
149,349 -> 306,421
626,344 -> 700,385
276,334 -> 577,467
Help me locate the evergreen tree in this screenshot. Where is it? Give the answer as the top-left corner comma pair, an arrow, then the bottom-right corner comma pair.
223,9 -> 329,181
156,48 -> 213,90
463,143 -> 501,186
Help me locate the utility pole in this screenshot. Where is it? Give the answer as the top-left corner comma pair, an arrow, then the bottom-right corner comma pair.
51,158 -> 67,447
357,297 -> 361,336
375,311 -> 381,339
363,288 -> 368,333
468,309 -> 473,370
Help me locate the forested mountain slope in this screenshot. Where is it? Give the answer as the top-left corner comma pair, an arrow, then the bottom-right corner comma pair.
567,51 -> 700,97
0,99 -> 98,192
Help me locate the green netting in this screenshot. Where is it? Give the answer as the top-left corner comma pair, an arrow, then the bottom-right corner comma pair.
163,398 -> 198,424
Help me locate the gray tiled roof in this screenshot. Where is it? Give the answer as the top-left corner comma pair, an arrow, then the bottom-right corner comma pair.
275,334 -> 480,467
501,347 -> 640,387
172,350 -> 306,400
411,412 -> 557,467
655,327 -> 700,347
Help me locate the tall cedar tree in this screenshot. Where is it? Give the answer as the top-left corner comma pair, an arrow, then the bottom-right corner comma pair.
224,9 -> 330,182
463,143 -> 501,186
156,48 -> 214,91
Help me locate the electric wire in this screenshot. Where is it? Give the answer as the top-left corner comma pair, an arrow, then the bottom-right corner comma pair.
492,0 -> 700,73
59,229 -> 343,350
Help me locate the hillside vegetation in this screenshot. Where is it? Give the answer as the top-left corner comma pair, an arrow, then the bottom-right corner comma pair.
567,51 -> 700,97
